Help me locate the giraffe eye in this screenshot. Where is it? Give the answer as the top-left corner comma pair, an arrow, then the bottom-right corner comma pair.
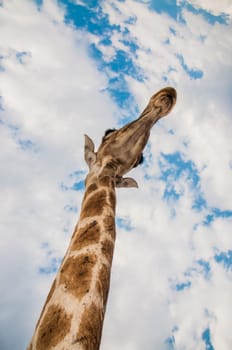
104,129 -> 117,137
102,128 -> 117,141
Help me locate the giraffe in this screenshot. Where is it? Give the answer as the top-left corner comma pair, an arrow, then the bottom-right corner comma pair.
27,87 -> 177,350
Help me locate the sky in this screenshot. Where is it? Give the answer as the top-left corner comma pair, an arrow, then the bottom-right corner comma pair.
0,0 -> 232,349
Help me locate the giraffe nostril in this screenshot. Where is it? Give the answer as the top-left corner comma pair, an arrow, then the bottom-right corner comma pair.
138,154 -> 144,165
167,94 -> 175,105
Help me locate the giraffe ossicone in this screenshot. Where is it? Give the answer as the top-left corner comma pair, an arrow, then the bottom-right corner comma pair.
27,86 -> 176,350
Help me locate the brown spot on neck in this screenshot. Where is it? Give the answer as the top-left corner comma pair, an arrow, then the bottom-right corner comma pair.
71,220 -> 101,251
81,189 -> 115,220
103,216 -> 116,240
75,302 -> 103,350
101,239 -> 114,264
59,254 -> 97,300
83,183 -> 98,202
36,304 -> 72,350
98,175 -> 115,189
35,278 -> 57,329
96,264 -> 111,307
27,343 -> 32,350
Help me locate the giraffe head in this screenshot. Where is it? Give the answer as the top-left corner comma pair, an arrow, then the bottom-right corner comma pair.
84,87 -> 176,188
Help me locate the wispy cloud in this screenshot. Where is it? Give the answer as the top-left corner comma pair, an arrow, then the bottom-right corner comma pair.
0,0 -> 231,349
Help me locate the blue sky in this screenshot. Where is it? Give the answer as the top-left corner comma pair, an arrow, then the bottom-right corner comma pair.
0,0 -> 232,349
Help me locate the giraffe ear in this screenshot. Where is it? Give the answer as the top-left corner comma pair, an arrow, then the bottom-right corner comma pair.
115,177 -> 139,188
84,134 -> 97,169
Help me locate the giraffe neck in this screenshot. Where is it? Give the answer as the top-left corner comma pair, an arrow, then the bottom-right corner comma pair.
28,175 -> 116,350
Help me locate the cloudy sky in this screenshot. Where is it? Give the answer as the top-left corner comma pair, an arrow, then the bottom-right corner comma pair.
1,0 -> 232,349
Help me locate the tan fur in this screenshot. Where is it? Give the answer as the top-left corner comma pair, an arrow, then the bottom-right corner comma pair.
59,254 -> 98,300
36,304 -> 72,350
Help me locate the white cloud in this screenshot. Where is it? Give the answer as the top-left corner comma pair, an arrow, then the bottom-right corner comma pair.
184,0 -> 232,17
1,1 -> 232,349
